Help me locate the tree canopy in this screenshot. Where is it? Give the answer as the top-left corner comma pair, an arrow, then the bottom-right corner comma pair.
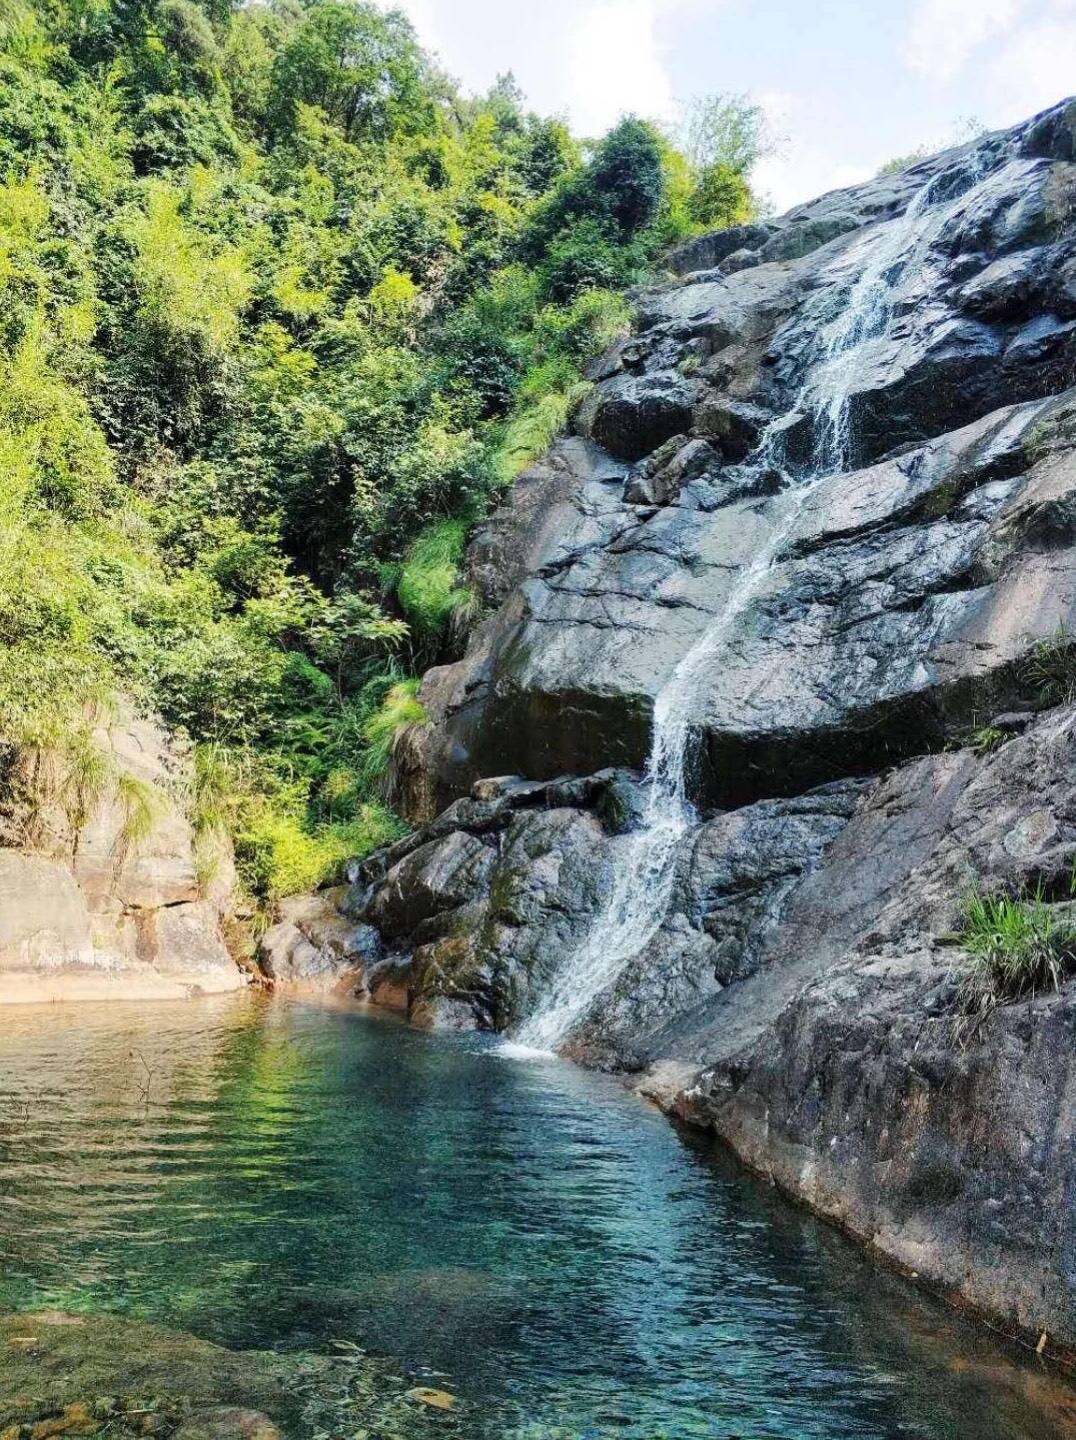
0,0 -> 760,915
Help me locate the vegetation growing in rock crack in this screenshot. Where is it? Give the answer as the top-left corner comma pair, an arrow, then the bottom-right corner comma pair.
955,878 -> 1076,1031
0,0 -> 763,915
968,724 -> 1008,755
1022,620 -> 1076,708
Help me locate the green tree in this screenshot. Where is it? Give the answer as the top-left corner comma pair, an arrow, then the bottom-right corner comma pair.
268,2 -> 431,142
0,0 -> 699,913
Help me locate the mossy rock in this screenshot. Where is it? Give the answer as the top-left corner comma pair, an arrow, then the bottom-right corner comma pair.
0,1313 -> 456,1439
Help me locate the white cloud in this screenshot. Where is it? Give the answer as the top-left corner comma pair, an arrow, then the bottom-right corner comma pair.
903,0 -> 1026,81
755,149 -> 874,215
562,1 -> 680,135
380,0 -> 690,136
751,92 -> 874,215
985,17 -> 1076,121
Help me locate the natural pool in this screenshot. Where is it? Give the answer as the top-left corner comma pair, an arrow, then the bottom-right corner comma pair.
1,992 -> 1074,1439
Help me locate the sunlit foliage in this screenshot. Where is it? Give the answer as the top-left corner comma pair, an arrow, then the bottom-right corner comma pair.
0,2 -> 758,907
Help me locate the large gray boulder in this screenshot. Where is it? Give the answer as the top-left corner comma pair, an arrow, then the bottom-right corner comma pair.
258,887 -> 384,996
347,772 -> 622,1031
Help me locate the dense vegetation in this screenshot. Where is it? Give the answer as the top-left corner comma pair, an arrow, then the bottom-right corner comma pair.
0,0 -> 759,913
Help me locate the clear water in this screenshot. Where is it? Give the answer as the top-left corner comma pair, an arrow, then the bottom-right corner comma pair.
2,993 -> 1073,1439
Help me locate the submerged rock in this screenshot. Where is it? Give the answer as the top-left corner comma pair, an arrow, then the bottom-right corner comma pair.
0,1311 -> 455,1439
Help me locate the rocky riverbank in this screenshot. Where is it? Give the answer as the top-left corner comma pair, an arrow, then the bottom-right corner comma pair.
0,711 -> 241,1004
290,99 -> 1076,1357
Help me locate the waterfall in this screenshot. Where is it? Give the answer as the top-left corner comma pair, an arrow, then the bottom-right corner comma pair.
511,156 -> 991,1055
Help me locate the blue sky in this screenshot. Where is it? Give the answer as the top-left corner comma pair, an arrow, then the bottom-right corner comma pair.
385,0 -> 1076,210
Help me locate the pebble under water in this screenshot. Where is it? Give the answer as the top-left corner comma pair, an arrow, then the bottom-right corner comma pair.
1,993 -> 1074,1439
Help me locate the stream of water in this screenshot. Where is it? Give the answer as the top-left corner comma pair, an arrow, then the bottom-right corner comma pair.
514,152 -> 991,1053
2,993 -> 1073,1439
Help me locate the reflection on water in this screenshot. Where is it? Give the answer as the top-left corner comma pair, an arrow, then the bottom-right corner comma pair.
1,992 -> 1074,1439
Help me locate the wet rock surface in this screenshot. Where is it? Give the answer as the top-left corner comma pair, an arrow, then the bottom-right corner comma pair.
335,101 -> 1076,1355
402,102 -> 1076,820
655,704 -> 1076,1357
347,772 -> 624,1030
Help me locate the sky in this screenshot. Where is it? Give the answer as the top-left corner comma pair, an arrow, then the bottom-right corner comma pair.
381,0 -> 1076,212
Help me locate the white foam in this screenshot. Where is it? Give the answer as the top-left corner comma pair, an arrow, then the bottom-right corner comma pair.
497,1041 -> 559,1062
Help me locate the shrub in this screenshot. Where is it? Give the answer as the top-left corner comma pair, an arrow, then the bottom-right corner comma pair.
435,307 -> 523,419
130,94 -> 240,175
1022,621 -> 1076,708
1,337 -> 118,518
125,184 -> 252,360
0,58 -> 73,173
688,161 -> 753,228
539,217 -> 641,304
193,740 -> 405,904
153,623 -> 292,747
531,287 -> 632,363
235,799 -> 403,902
396,518 -> 471,635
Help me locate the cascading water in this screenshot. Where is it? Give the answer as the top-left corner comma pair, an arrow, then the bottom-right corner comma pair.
512,153 -> 993,1055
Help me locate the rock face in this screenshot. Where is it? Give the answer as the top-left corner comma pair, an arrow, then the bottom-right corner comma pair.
663,706 -> 1076,1355
348,773 -> 624,1030
258,888 -> 386,998
402,102 -> 1076,818
0,711 -> 242,1003
342,98 -> 1076,1356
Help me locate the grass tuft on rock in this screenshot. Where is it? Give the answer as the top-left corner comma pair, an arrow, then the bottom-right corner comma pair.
397,520 -> 473,636
956,881 -> 1076,1030
360,679 -> 428,788
969,724 -> 1008,755
1022,621 -> 1076,707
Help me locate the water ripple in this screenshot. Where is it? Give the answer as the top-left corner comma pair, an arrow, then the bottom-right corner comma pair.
0,993 -> 1072,1440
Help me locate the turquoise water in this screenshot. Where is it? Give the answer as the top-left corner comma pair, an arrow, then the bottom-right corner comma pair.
0,993 -> 1072,1438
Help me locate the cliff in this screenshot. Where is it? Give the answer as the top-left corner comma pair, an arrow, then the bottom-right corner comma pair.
308,97 -> 1076,1354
